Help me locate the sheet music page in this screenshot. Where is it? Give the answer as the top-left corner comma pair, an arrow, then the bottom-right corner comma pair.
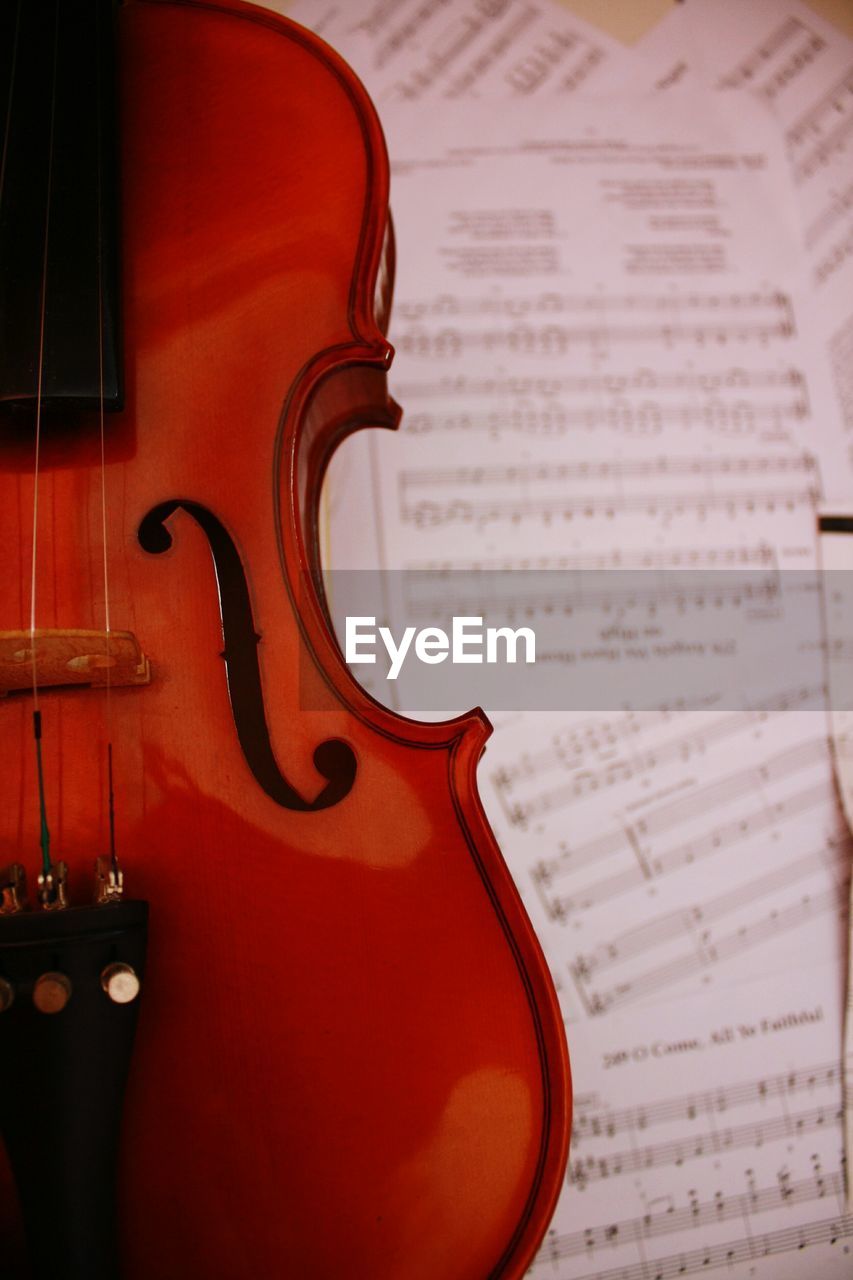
818,514 -> 853,1201
319,83 -> 852,1276
331,85 -> 815,566
284,0 -> 634,103
533,962 -> 850,1278
325,82 -> 845,998
325,85 -> 845,967
630,0 -> 853,1198
631,1 -> 853,496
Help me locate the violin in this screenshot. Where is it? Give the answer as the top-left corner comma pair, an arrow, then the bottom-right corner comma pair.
0,2 -> 571,1277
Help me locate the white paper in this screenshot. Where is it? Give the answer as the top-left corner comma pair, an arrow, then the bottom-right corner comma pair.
632,0 -> 853,1205
322,86 -> 852,1276
285,0 -> 634,103
531,964 -> 850,1278
633,0 -> 853,500
817,512 -> 853,1205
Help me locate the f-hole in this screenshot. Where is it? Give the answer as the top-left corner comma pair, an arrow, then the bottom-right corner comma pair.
138,500 -> 356,812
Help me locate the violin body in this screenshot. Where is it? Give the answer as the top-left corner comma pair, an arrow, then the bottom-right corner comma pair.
0,3 -> 570,1277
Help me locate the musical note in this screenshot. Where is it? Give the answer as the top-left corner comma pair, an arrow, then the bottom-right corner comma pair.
717,17 -> 816,91
560,1215 -> 853,1280
572,1060 -> 840,1147
573,876 -> 845,1016
403,397 -> 804,440
399,564 -> 780,624
789,66 -> 853,183
400,453 -> 818,528
320,48 -> 853,1278
552,1170 -> 843,1258
289,0 -> 626,107
498,713 -> 827,828
395,294 -> 796,358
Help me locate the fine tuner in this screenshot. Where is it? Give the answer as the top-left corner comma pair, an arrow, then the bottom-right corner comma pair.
1,854 -> 130,914
0,859 -> 148,1278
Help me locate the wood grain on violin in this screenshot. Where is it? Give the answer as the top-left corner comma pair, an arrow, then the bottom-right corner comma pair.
0,2 -> 571,1277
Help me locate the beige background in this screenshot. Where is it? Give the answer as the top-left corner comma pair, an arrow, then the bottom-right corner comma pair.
555,0 -> 853,44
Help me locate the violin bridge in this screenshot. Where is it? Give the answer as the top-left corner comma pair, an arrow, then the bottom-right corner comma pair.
0,630 -> 150,697
0,863 -> 28,914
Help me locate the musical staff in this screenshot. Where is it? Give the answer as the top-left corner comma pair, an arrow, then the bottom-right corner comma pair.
489,673 -> 807,790
829,315 -> 853,434
400,453 -> 819,528
499,714 -> 827,829
477,678 -> 844,1016
815,222 -> 853,290
545,781 -> 835,917
804,178 -> 853,253
396,319 -> 796,358
525,954 -> 849,1276
571,1060 -> 840,1146
395,292 -> 796,357
381,0 -> 520,100
319,0 -> 620,106
443,5 -> 542,98
717,17 -> 815,90
789,65 -> 853,184
395,366 -> 806,402
395,291 -> 793,323
403,486 -> 817,528
569,1102 -> 842,1187
323,39 -> 853,1277
400,563 -> 779,622
572,874 -> 846,1017
371,0 -> 532,89
573,840 -> 843,978
403,397 -> 805,440
403,453 -> 816,490
447,15 -> 606,99
551,1170 -> 844,1258
565,1214 -> 853,1280
412,544 -> 777,576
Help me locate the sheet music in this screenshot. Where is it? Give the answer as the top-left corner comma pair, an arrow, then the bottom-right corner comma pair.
479,704 -> 846,1018
363,92 -> 804,479
322,77 -> 845,988
817,514 -> 853,1203
318,81 -> 851,1278
325,89 -> 835,719
631,0 -> 853,498
630,0 -> 853,1205
331,88 -> 820,598
284,0 -> 633,103
531,963 -> 850,1278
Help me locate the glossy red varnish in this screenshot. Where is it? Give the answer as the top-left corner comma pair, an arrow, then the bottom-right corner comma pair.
0,3 -> 571,1276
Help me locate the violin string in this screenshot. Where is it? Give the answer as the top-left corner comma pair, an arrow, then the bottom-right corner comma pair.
29,0 -> 61,880
95,0 -> 118,874
1,2 -> 22,855
0,1 -> 22,212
